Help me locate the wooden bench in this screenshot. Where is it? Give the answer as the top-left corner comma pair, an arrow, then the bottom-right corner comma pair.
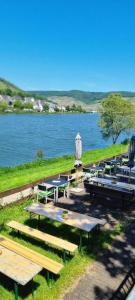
7,220 -> 78,262
0,234 -> 63,286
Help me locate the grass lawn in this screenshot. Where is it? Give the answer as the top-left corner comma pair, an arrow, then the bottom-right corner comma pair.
0,143 -> 128,193
0,198 -> 124,300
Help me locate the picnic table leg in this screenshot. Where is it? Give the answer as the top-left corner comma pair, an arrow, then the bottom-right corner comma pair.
46,271 -> 52,288
53,188 -> 56,204
88,232 -> 90,245
56,187 -> 59,203
31,278 -> 35,300
14,282 -> 19,300
63,249 -> 66,263
79,231 -> 83,251
38,215 -> 40,228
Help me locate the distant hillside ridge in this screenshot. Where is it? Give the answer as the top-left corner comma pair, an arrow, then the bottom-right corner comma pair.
30,90 -> 135,104
0,77 -> 22,93
0,78 -> 47,100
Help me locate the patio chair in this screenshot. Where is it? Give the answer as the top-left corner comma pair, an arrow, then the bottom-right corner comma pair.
58,184 -> 68,198
37,184 -> 55,203
58,174 -> 72,181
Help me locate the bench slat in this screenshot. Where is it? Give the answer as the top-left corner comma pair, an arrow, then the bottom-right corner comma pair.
7,220 -> 78,253
0,234 -> 63,274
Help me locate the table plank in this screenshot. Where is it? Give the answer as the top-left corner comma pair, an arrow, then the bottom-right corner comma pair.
91,177 -> 135,192
0,245 -> 42,285
25,203 -> 106,232
0,234 -> 63,275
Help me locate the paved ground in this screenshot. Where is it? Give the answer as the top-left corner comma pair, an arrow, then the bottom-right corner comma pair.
58,186 -> 135,300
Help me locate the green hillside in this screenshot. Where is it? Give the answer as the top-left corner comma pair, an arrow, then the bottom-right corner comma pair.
1,77 -> 135,107
0,77 -> 22,94
0,78 -> 47,100
31,90 -> 135,104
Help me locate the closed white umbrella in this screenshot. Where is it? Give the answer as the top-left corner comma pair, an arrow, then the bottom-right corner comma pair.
74,132 -> 82,167
70,133 -> 83,193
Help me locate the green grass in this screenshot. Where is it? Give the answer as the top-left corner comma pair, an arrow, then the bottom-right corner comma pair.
0,144 -> 128,193
0,198 -> 124,300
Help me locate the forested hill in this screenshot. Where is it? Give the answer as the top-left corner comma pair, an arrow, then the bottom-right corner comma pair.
0,77 -> 22,94
1,76 -> 135,107
31,90 -> 135,104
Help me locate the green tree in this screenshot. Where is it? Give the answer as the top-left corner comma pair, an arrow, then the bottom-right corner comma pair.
65,105 -> 71,112
98,93 -> 135,144
0,100 -> 8,112
23,102 -> 33,109
43,103 -> 49,112
14,100 -> 24,110
71,104 -> 77,111
54,106 -> 60,112
35,149 -> 44,160
5,88 -> 13,96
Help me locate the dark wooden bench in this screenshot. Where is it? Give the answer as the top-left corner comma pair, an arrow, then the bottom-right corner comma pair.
84,182 -> 134,208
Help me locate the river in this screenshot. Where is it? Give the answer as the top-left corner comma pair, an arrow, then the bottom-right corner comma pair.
0,113 -> 129,167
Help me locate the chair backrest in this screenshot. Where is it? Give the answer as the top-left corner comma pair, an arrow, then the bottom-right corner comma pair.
83,168 -> 91,173
59,175 -> 70,181
38,184 -> 47,191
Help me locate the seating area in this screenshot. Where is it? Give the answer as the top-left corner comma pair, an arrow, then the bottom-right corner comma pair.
1,152 -> 135,300
7,220 -> 78,262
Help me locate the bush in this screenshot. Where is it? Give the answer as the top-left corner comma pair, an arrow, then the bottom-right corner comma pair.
0,100 -> 8,112
121,138 -> 130,145
35,149 -> 44,160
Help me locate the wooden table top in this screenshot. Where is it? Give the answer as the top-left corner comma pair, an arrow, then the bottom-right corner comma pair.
91,177 -> 135,192
25,203 -> 106,232
118,166 -> 135,172
116,173 -> 135,180
0,244 -> 42,285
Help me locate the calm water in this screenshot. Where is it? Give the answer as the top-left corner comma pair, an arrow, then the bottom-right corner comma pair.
0,113 -> 129,167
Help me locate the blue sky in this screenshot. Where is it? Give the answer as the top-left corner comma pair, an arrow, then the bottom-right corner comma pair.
0,0 -> 135,91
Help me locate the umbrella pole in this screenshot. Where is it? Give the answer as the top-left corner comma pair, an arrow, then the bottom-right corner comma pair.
128,168 -> 131,184
76,166 -> 79,186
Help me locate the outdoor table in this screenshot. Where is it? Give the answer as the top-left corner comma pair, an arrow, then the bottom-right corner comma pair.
91,177 -> 135,192
86,177 -> 135,208
25,203 -> 106,249
118,166 -> 135,173
0,244 -> 42,300
109,159 -> 121,165
116,173 -> 135,184
43,178 -> 69,203
126,285 -> 135,300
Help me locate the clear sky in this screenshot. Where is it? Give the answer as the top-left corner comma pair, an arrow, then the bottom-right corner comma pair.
0,0 -> 135,91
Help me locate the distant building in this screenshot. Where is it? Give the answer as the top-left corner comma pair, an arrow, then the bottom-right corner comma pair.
33,100 -> 43,112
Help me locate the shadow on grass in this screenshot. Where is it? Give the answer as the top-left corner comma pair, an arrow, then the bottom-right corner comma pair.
9,229 -> 73,261
0,273 -> 39,299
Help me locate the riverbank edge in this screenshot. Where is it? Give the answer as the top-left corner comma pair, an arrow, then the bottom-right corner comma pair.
0,143 -> 128,198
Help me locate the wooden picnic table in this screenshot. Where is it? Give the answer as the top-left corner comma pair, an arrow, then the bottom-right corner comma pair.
0,244 -> 42,300
116,173 -> 135,183
85,177 -> 135,208
91,177 -> 135,192
25,203 -> 106,248
118,166 -> 135,172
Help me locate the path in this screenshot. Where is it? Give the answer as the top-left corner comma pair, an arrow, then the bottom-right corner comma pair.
62,221 -> 135,300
